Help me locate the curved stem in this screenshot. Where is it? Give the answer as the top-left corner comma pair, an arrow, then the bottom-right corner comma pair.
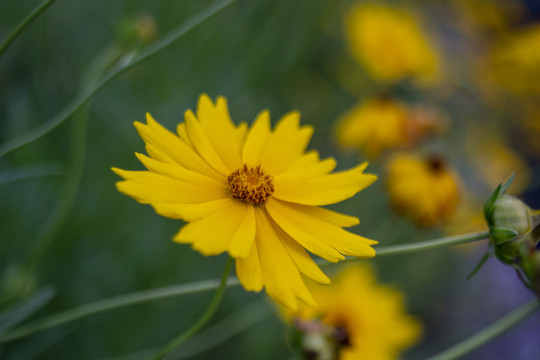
426,299 -> 539,360
148,257 -> 234,360
319,231 -> 489,267
374,231 -> 489,257
0,277 -> 240,343
0,0 -> 57,57
0,231 -> 490,343
0,0 -> 236,157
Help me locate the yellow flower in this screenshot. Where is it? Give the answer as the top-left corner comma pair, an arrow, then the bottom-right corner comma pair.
468,137 -> 530,195
386,153 -> 460,226
335,97 -> 447,159
112,94 -> 377,310
287,264 -> 422,360
345,3 -> 440,83
482,24 -> 540,95
335,97 -> 408,159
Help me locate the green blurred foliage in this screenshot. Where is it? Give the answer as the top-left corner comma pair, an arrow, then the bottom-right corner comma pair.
1,0 -> 539,359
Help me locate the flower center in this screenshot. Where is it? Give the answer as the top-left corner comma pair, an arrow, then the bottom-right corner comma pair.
228,164 -> 274,205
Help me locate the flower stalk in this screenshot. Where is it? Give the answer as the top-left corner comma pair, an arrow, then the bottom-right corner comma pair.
426,299 -> 539,360
0,0 -> 57,57
0,231 -> 488,343
148,257 -> 234,360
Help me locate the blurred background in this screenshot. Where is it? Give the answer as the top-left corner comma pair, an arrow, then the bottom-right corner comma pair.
1,0 -> 539,359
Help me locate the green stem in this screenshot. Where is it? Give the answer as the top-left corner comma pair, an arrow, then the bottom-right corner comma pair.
0,231 -> 490,343
0,0 -> 57,57
374,231 -> 489,257
0,163 -> 63,185
317,231 -> 489,267
0,0 -> 236,157
100,300 -> 271,360
426,299 -> 540,360
0,277 -> 240,343
148,257 -> 234,360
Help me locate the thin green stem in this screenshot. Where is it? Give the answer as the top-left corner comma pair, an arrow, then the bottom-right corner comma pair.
100,300 -> 271,360
0,0 -> 57,57
0,231 -> 490,343
375,231 -> 489,257
426,299 -> 540,360
319,231 -> 489,266
0,0 -> 236,157
148,257 -> 234,360
0,163 -> 63,185
0,277 -> 240,343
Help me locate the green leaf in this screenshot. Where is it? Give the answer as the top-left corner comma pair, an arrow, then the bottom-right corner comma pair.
490,227 -> 519,244
483,184 -> 501,222
483,173 -> 516,223
0,287 -> 56,335
466,250 -> 491,281
500,172 -> 516,195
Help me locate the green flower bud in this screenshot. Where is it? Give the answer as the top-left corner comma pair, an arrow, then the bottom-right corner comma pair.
488,195 -> 539,264
521,249 -> 540,295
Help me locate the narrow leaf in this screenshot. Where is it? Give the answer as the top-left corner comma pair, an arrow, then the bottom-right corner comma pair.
0,287 -> 56,334
466,250 -> 491,281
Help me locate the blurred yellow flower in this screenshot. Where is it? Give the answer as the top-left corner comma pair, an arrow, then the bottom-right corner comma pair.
287,264 -> 422,360
335,97 -> 408,158
112,94 -> 377,310
468,136 -> 530,195
386,153 -> 460,226
345,3 -> 440,83
482,23 -> 540,95
336,97 -> 446,159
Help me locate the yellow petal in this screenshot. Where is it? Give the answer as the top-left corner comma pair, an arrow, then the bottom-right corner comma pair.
266,198 -> 377,260
269,218 -> 330,284
273,162 -> 377,206
195,94 -> 243,171
298,205 -> 360,227
134,113 -> 223,181
274,157 -> 337,183
259,111 -> 314,175
135,153 -> 225,189
173,200 -> 256,258
255,207 -> 316,309
151,198 -> 233,221
242,110 -> 271,165
112,168 -> 228,204
265,199 -> 343,262
227,205 -> 256,258
236,241 -> 263,292
176,122 -> 193,148
184,110 -> 231,176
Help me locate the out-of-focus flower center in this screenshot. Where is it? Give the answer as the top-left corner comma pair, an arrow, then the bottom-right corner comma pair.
228,164 -> 274,205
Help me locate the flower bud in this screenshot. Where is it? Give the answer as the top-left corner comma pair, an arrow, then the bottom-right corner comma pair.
521,249 -> 540,295
487,195 -> 539,264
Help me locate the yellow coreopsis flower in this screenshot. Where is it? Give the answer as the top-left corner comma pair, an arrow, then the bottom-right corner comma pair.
112,94 -> 377,310
287,264 -> 422,360
386,153 -> 460,226
345,3 -> 440,84
483,23 -> 540,95
335,97 -> 408,159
